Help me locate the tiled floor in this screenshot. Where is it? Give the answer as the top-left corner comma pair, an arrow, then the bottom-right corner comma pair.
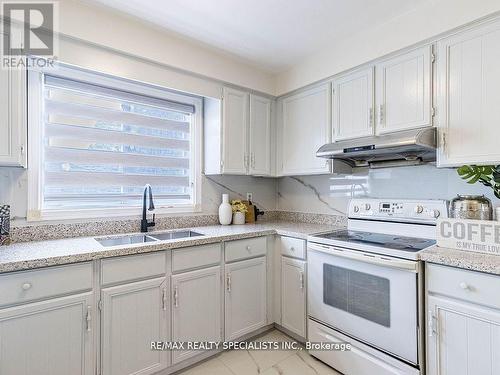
178,329 -> 341,375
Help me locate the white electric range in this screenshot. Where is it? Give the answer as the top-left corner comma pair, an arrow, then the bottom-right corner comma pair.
307,198 -> 448,375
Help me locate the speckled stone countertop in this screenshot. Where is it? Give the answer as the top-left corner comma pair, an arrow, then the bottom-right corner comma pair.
420,245 -> 500,276
0,221 -> 340,273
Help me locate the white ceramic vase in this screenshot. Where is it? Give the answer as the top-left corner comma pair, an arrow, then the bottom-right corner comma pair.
233,212 -> 245,225
218,194 -> 232,225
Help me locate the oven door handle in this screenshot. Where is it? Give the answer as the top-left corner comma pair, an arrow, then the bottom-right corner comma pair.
308,243 -> 419,272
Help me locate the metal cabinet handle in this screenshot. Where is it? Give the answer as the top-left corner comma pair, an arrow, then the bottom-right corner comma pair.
290,246 -> 295,252
368,107 -> 374,128
299,272 -> 304,289
22,282 -> 32,291
173,286 -> 179,307
226,274 -> 231,292
86,306 -> 92,332
246,245 -> 251,251
162,287 -> 167,311
428,310 -> 437,337
251,153 -> 255,169
378,104 -> 385,125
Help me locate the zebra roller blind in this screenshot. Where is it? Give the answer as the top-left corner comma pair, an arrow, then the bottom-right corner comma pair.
42,74 -> 196,210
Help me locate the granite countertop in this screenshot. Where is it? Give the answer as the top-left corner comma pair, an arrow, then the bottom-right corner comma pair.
0,221 -> 339,273
420,245 -> 500,276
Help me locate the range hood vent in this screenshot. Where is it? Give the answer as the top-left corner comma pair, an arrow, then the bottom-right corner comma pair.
316,128 -> 436,168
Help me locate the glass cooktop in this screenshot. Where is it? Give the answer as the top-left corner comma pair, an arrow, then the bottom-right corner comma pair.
314,229 -> 436,252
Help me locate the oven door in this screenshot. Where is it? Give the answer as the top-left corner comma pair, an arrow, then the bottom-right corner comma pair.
308,243 -> 419,364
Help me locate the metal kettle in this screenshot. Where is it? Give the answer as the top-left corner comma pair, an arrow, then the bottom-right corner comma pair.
449,195 -> 492,220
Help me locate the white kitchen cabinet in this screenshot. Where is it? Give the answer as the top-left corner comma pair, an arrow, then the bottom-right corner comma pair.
437,19 -> 500,167
281,257 -> 306,338
427,295 -> 500,375
375,45 -> 433,134
171,266 -> 222,364
249,94 -> 272,175
0,292 -> 94,375
101,277 -> 169,375
225,256 -> 267,340
0,50 -> 26,167
204,89 -> 273,176
333,67 -> 374,141
221,87 -> 249,174
279,83 -> 331,175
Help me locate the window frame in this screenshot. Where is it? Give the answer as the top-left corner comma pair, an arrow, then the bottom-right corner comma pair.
27,63 -> 203,221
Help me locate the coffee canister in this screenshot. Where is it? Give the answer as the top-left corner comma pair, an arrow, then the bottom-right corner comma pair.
0,205 -> 10,246
449,195 -> 492,220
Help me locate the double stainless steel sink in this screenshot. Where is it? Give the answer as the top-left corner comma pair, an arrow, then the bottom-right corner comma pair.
95,230 -> 204,247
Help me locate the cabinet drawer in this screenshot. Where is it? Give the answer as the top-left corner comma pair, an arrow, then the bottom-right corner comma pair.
280,236 -> 306,259
427,264 -> 500,309
0,262 -> 93,307
101,252 -> 166,286
172,243 -> 221,273
225,237 -> 267,262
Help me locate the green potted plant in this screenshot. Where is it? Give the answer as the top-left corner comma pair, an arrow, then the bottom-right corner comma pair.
231,200 -> 248,225
457,165 -> 500,199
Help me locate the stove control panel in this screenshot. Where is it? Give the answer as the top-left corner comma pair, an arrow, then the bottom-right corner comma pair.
349,198 -> 448,224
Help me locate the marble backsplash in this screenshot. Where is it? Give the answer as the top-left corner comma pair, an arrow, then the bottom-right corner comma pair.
277,164 -> 498,216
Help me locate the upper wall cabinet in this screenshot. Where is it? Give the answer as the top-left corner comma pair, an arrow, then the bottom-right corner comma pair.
249,94 -> 272,175
0,58 -> 26,167
204,88 -> 272,176
375,45 -> 433,134
333,67 -> 374,141
279,83 -> 331,175
221,87 -> 249,175
437,19 -> 500,167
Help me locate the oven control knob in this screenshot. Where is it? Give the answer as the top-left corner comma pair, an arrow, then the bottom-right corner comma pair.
432,209 -> 440,218
414,205 -> 424,214
364,203 -> 371,211
353,205 -> 360,213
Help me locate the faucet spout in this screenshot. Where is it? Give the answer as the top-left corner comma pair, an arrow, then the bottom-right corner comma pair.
141,184 -> 156,232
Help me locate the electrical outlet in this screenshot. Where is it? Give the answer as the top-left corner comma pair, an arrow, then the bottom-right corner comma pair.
246,192 -> 253,202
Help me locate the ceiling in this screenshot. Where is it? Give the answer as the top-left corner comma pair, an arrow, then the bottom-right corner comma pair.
85,0 -> 426,73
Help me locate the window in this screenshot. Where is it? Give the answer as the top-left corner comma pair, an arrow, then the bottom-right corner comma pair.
28,65 -> 202,220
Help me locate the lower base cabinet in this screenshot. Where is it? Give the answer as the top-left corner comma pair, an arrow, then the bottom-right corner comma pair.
281,257 -> 306,338
0,293 -> 94,375
427,295 -> 500,375
171,266 -> 222,365
225,256 -> 267,340
101,277 -> 169,375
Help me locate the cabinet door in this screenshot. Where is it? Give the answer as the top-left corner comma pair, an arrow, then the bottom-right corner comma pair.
281,84 -> 331,175
171,266 -> 222,364
101,277 -> 168,375
375,45 -> 433,134
0,293 -> 94,375
222,87 -> 249,174
225,257 -> 267,340
0,53 -> 26,167
281,257 -> 306,338
249,94 -> 272,176
333,67 -> 374,141
437,19 -> 500,167
427,295 -> 500,375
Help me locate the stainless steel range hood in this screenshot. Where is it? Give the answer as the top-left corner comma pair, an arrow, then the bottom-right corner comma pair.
316,128 -> 436,168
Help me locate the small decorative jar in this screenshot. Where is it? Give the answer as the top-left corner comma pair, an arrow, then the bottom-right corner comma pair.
0,205 -> 11,246
218,194 -> 232,225
233,211 -> 245,225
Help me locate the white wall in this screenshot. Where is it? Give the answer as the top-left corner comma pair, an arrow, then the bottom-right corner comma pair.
275,0 -> 500,95
58,0 -> 275,95
278,165 -> 498,216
